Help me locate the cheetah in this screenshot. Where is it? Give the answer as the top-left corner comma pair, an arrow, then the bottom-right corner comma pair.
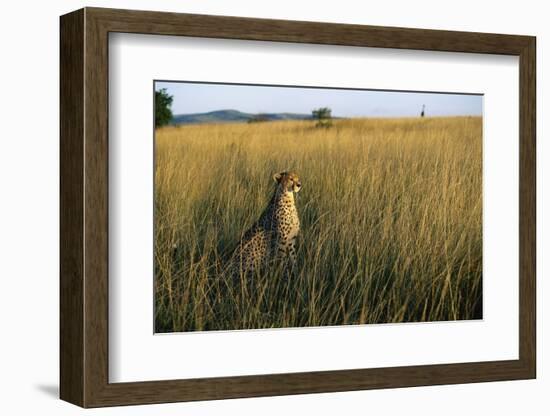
226,171 -> 302,279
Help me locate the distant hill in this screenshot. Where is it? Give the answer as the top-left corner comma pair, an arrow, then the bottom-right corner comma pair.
171,109 -> 314,125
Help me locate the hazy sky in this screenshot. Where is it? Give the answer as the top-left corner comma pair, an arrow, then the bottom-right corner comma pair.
155,81 -> 482,118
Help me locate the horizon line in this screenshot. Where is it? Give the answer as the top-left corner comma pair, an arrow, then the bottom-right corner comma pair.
171,108 -> 482,118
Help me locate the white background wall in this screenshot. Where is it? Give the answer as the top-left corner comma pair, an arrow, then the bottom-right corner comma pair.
0,0 -> 546,414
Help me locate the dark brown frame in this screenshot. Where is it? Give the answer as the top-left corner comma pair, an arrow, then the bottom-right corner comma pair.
60,7 -> 536,408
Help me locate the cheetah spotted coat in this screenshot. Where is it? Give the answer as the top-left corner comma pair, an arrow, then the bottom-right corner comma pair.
227,173 -> 300,278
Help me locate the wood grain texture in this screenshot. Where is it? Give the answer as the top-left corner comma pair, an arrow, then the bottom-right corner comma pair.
59,8 -> 84,407
518,38 -> 537,376
59,7 -> 537,408
89,7 -> 532,54
83,10 -> 110,406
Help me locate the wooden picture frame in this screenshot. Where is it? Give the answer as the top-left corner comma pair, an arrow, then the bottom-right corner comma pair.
60,7 -> 536,408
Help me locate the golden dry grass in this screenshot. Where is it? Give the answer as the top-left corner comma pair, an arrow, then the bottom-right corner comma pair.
154,116 -> 482,332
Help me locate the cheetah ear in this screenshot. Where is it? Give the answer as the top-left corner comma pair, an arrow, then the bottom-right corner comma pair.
273,172 -> 283,183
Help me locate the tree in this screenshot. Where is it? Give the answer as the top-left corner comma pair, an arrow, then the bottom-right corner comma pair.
155,88 -> 173,127
312,107 -> 332,128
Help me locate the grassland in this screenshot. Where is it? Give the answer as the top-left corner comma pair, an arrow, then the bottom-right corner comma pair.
154,116 -> 482,333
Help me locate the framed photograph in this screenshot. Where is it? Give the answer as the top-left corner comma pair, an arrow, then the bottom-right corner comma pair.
60,7 -> 536,408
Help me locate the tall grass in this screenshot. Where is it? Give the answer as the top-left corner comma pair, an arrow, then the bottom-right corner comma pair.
154,116 -> 482,332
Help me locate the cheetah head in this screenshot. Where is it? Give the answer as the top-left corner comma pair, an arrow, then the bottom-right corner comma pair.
273,171 -> 302,193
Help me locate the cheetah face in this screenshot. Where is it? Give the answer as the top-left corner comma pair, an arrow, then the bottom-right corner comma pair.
273,171 -> 302,193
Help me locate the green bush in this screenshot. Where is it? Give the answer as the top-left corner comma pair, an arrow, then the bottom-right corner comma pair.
155,88 -> 173,127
